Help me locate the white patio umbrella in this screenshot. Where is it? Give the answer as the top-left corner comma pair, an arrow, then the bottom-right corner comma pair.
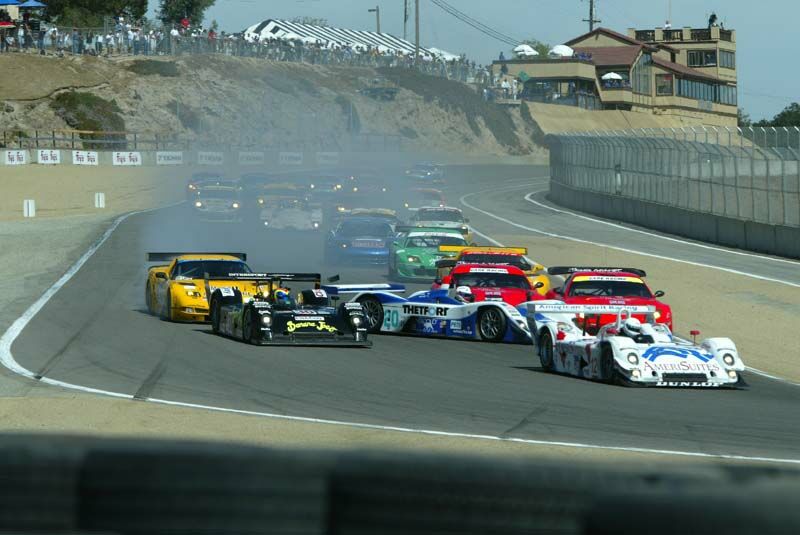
549,44 -> 574,57
513,44 -> 538,58
601,72 -> 623,80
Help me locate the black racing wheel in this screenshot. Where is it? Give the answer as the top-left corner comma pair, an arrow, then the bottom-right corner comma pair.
539,330 -> 554,371
477,307 -> 506,342
356,295 -> 384,334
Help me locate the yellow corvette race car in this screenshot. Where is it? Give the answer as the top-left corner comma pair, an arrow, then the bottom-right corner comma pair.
145,252 -> 262,322
435,246 -> 551,295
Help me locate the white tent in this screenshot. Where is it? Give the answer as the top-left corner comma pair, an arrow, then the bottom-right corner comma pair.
429,47 -> 460,61
513,44 -> 539,58
549,44 -> 574,57
601,72 -> 623,80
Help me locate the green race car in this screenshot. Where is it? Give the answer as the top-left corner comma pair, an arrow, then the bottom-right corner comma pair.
388,227 -> 468,281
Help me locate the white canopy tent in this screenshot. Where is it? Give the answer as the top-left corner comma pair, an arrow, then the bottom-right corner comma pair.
244,19 -> 433,56
513,44 -> 539,58
549,44 -> 574,57
601,72 -> 623,80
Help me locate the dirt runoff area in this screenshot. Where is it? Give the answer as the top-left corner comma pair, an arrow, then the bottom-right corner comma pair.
495,231 -> 800,384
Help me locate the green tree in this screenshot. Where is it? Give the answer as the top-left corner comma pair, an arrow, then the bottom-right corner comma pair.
737,107 -> 751,127
158,0 -> 216,27
521,38 -> 551,57
763,102 -> 800,127
43,0 -> 147,27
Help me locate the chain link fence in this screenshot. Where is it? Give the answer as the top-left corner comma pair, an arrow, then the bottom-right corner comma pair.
549,127 -> 800,228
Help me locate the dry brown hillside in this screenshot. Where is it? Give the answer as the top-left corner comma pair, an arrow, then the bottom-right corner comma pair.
0,53 -> 545,157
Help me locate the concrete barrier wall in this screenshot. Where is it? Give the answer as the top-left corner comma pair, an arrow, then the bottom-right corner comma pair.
549,181 -> 800,259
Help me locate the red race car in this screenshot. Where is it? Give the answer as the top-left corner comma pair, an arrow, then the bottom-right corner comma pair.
437,264 -> 545,307
548,267 -> 673,331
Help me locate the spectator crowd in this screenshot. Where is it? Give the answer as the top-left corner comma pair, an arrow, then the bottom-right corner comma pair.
0,12 -> 482,84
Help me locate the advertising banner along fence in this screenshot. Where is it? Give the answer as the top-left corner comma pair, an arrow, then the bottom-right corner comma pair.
279,152 -> 304,166
156,151 -> 184,166
112,152 -> 142,166
72,151 -> 98,166
4,150 -> 28,165
197,151 -> 224,166
37,149 -> 61,165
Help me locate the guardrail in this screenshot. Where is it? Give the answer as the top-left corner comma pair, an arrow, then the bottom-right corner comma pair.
548,127 -> 800,257
0,129 -> 402,153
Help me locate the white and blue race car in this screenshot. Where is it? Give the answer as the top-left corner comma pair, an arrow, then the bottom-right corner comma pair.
527,302 -> 746,387
322,283 -> 532,343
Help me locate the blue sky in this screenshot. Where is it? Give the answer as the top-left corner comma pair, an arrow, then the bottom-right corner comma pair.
158,0 -> 798,121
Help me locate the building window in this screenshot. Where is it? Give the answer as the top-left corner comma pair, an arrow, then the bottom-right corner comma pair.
720,50 -> 736,69
687,50 -> 717,67
656,74 -> 674,95
677,79 -> 737,106
631,53 -> 652,95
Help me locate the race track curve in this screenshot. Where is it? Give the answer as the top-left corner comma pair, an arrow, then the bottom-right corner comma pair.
7,166 -> 800,462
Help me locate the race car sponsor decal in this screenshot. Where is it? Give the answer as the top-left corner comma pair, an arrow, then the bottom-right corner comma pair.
219,288 -> 235,297
643,360 -> 720,373
418,318 -> 443,334
402,304 -> 449,317
312,289 -> 328,298
286,320 -> 337,333
344,302 -> 364,309
642,346 -> 713,363
655,381 -> 721,388
468,267 -> 509,274
293,310 -> 321,314
294,316 -> 324,321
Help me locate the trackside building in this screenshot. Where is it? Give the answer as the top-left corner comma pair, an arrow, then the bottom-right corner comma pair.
492,26 -> 738,127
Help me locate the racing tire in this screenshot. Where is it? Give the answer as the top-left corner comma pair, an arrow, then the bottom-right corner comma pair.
161,289 -> 173,322
539,330 -> 554,371
356,296 -> 384,334
145,280 -> 153,315
477,307 -> 506,343
210,296 -> 221,334
242,308 -> 257,344
600,345 -> 618,385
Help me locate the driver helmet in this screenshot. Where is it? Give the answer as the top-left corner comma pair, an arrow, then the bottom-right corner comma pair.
621,317 -> 642,338
274,288 -> 291,304
455,285 -> 474,303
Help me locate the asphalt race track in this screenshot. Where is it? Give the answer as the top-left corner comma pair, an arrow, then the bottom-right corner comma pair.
9,167 -> 800,461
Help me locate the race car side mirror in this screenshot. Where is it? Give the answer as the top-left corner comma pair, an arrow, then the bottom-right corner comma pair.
155,272 -> 167,279
654,290 -> 665,298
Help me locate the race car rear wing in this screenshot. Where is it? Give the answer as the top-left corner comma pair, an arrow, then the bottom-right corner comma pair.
548,266 -> 647,277
146,252 -> 247,262
528,303 -> 656,331
207,272 -> 322,285
321,283 -> 405,296
438,245 -> 528,255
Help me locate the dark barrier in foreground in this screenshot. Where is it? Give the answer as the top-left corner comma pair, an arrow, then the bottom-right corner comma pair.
0,434 -> 798,534
549,181 -> 800,259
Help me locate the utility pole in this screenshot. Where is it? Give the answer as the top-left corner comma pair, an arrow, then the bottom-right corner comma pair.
414,0 -> 420,65
583,0 -> 601,32
368,5 -> 381,33
403,0 -> 409,40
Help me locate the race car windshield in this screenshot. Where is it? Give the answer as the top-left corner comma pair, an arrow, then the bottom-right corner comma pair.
198,189 -> 238,199
453,274 -> 530,289
416,210 -> 463,222
173,261 -> 251,278
406,235 -> 466,247
568,280 -> 652,297
338,221 -> 394,237
461,254 -> 531,270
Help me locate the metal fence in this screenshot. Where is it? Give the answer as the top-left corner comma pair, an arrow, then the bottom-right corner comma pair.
0,129 -> 403,153
549,126 -> 800,227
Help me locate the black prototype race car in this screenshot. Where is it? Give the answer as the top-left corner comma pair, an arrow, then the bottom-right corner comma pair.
208,273 -> 371,347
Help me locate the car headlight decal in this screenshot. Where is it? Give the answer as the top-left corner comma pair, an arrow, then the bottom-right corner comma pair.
407,255 -> 420,263
627,352 -> 639,365
722,353 -> 735,366
261,315 -> 272,327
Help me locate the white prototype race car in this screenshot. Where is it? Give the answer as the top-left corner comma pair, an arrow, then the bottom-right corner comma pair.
527,303 -> 746,388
